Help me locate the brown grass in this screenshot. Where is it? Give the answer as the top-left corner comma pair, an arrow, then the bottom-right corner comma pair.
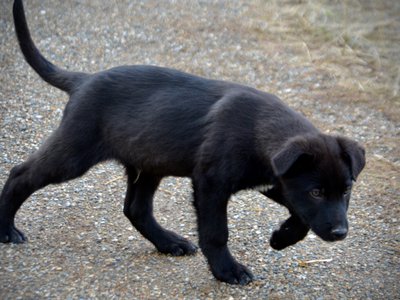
250,0 -> 400,121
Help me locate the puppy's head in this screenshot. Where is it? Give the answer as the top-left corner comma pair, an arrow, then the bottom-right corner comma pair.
271,134 -> 365,242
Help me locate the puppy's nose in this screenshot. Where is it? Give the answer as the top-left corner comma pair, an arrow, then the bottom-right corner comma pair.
330,226 -> 347,240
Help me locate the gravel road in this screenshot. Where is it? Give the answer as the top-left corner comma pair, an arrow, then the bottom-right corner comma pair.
0,0 -> 399,299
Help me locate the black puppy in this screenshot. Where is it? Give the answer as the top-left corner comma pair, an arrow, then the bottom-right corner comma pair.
0,0 -> 365,285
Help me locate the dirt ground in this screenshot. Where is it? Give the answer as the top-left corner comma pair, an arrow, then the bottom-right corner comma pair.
0,0 -> 399,299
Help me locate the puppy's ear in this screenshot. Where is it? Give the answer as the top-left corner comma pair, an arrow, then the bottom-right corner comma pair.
337,136 -> 366,181
271,138 -> 312,177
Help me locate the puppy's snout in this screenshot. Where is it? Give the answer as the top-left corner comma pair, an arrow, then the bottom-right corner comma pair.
330,226 -> 347,240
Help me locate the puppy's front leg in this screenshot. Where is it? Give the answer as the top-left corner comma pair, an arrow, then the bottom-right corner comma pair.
270,214 -> 309,250
262,185 -> 309,250
193,177 -> 254,285
261,184 -> 286,206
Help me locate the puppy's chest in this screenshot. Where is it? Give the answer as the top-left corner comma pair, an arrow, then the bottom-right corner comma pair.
235,163 -> 276,192
253,184 -> 274,193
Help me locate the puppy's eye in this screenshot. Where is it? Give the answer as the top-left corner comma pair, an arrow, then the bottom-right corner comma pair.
310,189 -> 324,199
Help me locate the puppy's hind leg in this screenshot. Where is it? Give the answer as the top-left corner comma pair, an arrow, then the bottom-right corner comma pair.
123,168 -> 197,256
0,131 -> 104,243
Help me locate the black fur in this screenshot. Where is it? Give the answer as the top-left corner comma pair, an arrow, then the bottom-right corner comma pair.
0,0 -> 366,285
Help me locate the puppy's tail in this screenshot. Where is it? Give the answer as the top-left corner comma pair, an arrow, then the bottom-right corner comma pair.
13,0 -> 88,93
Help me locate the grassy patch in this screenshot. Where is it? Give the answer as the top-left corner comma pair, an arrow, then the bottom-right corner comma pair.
250,0 -> 400,120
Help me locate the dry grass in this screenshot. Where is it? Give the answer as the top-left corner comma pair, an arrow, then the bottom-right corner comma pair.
249,0 -> 400,121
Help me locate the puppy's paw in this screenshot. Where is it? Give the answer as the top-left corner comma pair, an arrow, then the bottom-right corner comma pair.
0,225 -> 27,244
158,240 -> 198,256
269,229 -> 293,250
270,225 -> 309,250
212,261 -> 254,285
270,215 -> 309,250
156,232 -> 198,256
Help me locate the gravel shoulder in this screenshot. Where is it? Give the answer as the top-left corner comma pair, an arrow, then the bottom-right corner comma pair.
0,0 -> 399,299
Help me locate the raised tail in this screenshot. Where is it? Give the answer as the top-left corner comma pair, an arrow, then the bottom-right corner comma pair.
13,0 -> 88,93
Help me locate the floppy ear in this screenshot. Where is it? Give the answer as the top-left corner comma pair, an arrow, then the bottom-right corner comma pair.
337,136 -> 366,181
271,138 -> 311,177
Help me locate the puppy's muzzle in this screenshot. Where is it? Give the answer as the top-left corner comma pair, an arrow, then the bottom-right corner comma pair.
330,226 -> 348,240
